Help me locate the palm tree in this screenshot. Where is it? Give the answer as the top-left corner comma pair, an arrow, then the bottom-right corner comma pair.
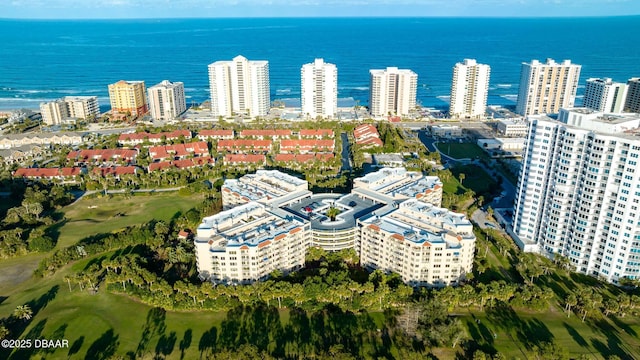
564,293 -> 577,317
0,326 -> 10,340
326,207 -> 341,221
13,305 -> 33,321
459,173 -> 466,185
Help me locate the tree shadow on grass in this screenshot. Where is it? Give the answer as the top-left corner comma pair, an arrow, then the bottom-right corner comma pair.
155,330 -> 177,357
179,329 -> 192,360
44,218 -> 66,245
84,328 -> 119,360
538,273 -> 569,300
68,336 -> 85,358
135,307 -> 167,358
198,326 -> 218,359
8,319 -> 46,360
563,322 -> 588,348
589,319 -> 633,360
610,315 -> 637,337
41,323 -> 68,356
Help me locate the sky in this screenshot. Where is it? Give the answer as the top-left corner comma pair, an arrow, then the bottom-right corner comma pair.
2,0 -> 640,19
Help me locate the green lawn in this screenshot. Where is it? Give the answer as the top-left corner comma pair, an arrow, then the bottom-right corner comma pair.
441,164 -> 498,199
436,142 -> 491,161
0,253 -> 391,360
461,308 -> 640,359
52,192 -> 204,249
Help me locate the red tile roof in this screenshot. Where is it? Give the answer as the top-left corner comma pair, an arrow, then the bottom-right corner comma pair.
274,153 -> 334,163
299,129 -> 334,137
224,154 -> 266,164
217,139 -> 272,152
356,137 -> 384,147
67,149 -> 138,162
13,167 -> 82,178
148,161 -> 173,172
148,141 -> 209,160
280,139 -> 335,152
147,158 -> 215,172
198,129 -> 234,138
353,124 -> 383,147
92,166 -> 137,176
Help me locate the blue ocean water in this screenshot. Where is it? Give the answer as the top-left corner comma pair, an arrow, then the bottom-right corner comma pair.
1,17 -> 639,111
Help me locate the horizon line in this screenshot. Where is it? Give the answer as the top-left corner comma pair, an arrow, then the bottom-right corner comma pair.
2,14 -> 640,21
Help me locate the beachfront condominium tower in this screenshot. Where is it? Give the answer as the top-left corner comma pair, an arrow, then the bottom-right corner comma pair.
515,59 -> 581,116
449,59 -> 491,119
369,67 -> 417,118
301,58 -> 338,119
147,80 -> 187,120
512,108 -> 640,283
108,80 -> 148,117
624,78 -> 640,113
208,55 -> 270,118
40,96 -> 99,125
583,78 -> 628,113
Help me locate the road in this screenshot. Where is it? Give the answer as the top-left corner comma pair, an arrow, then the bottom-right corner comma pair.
340,132 -> 352,172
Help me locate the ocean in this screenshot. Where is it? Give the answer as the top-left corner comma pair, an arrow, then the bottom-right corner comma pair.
1,17 -> 639,111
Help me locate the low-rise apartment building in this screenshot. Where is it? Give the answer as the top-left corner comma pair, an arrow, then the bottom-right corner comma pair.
196,168 -> 474,286
195,202 -> 311,284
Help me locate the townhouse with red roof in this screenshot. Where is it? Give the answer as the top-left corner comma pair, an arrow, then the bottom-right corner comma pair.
197,129 -> 234,141
279,139 -> 335,154
217,139 -> 272,153
118,129 -> 192,146
67,149 -> 138,165
148,141 -> 210,161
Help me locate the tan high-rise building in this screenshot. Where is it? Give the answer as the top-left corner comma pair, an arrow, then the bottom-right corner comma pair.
108,80 -> 148,117
40,96 -> 99,125
40,100 -> 67,126
148,80 -> 186,120
515,59 -> 581,116
369,67 -> 417,118
449,59 -> 490,119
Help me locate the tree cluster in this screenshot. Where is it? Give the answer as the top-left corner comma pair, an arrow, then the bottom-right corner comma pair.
0,184 -> 73,258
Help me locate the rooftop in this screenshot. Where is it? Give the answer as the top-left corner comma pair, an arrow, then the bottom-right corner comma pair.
197,202 -> 306,250
283,193 -> 383,231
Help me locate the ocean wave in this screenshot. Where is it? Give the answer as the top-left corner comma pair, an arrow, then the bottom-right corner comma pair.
575,95 -> 584,98
276,88 -> 292,95
338,86 -> 369,91
0,97 -> 49,102
436,95 -> 450,103
500,94 -> 518,102
496,84 -> 512,88
577,85 -> 585,89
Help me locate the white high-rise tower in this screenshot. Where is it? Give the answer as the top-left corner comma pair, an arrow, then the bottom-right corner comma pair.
515,59 -> 581,116
301,58 -> 338,119
208,55 -> 270,118
369,67 -> 417,118
583,78 -> 627,113
449,59 -> 490,119
513,108 -> 640,283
